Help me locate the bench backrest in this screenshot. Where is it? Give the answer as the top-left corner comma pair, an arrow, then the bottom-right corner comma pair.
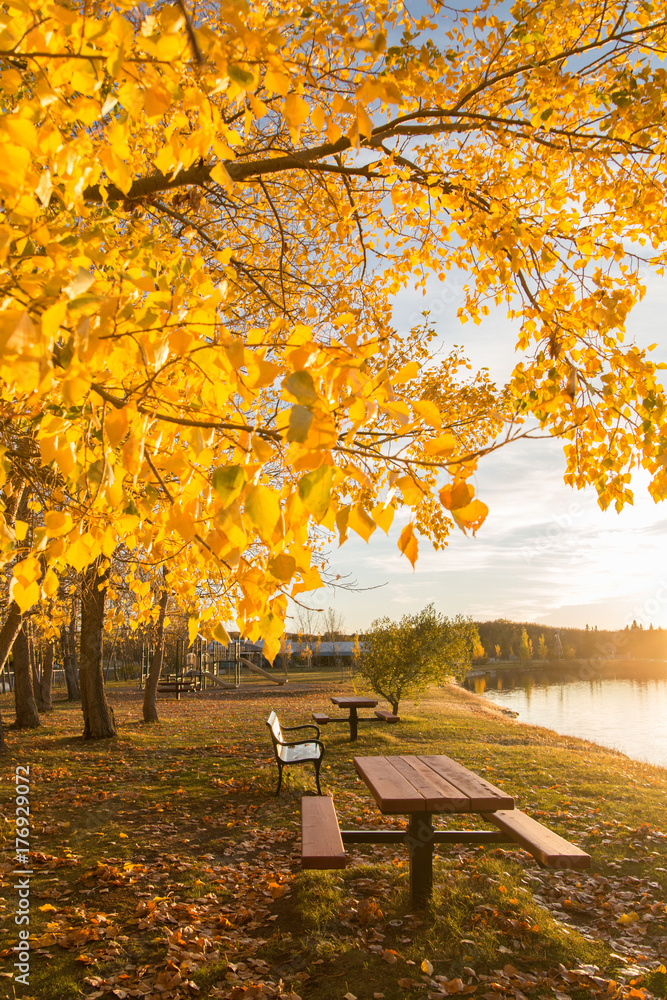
266,711 -> 283,746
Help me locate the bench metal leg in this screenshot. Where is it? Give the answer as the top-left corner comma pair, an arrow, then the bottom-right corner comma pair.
313,758 -> 323,796
275,763 -> 284,796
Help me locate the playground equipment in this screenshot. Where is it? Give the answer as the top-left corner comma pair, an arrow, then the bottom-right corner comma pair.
140,634 -> 288,689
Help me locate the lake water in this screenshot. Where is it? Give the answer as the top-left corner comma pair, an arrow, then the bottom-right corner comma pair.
463,663 -> 667,768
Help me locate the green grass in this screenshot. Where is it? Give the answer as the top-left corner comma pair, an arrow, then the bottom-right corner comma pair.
0,680 -> 666,1000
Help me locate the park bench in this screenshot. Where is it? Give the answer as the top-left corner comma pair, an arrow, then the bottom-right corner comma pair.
266,711 -> 325,796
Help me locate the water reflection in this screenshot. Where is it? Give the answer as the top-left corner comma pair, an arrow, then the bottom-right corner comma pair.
462,661 -> 667,767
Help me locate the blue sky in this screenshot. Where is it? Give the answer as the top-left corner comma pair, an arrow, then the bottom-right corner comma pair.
291,267 -> 667,634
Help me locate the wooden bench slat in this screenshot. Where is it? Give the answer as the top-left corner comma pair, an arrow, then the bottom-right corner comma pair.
419,755 -> 515,811
353,756 -> 427,811
386,756 -> 470,812
375,710 -> 400,722
312,712 -> 331,724
301,796 -> 347,869
488,809 -> 591,869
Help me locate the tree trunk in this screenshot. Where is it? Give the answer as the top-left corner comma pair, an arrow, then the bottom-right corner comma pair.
143,588 -> 169,723
29,624 -> 45,712
12,626 -> 40,728
41,641 -> 54,711
80,558 -> 116,739
0,465 -> 30,749
63,598 -> 80,700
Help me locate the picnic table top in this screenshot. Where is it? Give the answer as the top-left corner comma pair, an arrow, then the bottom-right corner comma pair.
331,695 -> 378,709
353,754 -> 515,813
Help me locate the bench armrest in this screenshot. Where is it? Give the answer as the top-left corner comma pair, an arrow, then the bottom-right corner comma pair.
283,723 -> 321,738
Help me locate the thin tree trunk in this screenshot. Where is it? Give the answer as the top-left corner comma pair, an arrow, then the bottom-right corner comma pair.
41,641 -> 54,711
63,597 -> 80,700
29,624 -> 45,712
143,588 -> 169,723
0,463 -> 31,749
80,558 -> 116,739
12,626 -> 40,728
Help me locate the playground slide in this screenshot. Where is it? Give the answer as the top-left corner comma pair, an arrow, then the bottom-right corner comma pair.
197,660 -> 287,687
240,656 -> 288,685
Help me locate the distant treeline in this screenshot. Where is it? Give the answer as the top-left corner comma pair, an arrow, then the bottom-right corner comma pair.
474,619 -> 667,663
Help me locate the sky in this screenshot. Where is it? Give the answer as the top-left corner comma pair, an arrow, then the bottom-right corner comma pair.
290,267 -> 667,635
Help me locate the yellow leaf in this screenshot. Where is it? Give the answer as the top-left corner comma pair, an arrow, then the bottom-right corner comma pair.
424,433 -> 456,457
267,552 -> 297,581
283,369 -> 318,404
421,960 -> 434,976
44,510 -> 73,536
265,68 -> 290,96
41,300 -> 67,340
211,161 -> 233,192
42,568 -> 60,597
452,499 -> 489,535
370,504 -> 394,534
357,102 -> 374,139
298,465 -> 333,521
287,405 -> 313,442
245,485 -> 281,542
143,83 -> 171,118
439,482 -> 474,511
188,615 -> 199,647
62,375 -> 91,406
66,536 -> 94,572
105,407 -> 129,447
211,622 -> 230,644
395,475 -> 424,506
398,522 -> 418,568
259,611 -> 284,663
14,519 -> 28,541
13,556 -> 41,586
38,904 -> 58,913
10,579 -> 40,613
2,115 -> 39,152
212,466 -> 246,507
65,267 -> 95,300
283,93 -> 310,128
392,361 -> 420,384
348,505 -> 376,542
617,912 -> 639,925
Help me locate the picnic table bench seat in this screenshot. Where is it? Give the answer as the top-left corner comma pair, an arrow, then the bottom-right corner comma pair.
266,711 -> 325,796
488,809 -> 591,869
312,712 -> 331,724
157,677 -> 197,698
375,709 -> 400,722
301,795 -> 347,869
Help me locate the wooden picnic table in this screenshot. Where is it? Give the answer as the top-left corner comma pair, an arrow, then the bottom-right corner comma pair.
330,695 -> 378,741
339,754 -> 591,907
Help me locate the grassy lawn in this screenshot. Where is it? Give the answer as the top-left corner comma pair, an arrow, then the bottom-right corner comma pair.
0,678 -> 666,1000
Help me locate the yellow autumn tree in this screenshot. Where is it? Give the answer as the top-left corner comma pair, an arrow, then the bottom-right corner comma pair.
1,0 -> 667,740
